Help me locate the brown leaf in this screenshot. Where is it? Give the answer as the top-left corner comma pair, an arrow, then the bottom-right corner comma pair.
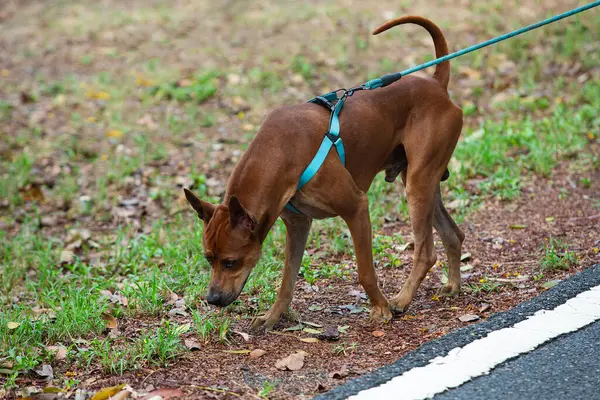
329,365 -> 349,379
46,345 -> 67,361
136,114 -> 158,130
59,250 -> 75,265
233,330 -> 250,342
108,390 -> 131,400
33,364 -> 53,380
299,337 -> 320,343
371,330 -> 385,338
458,314 -> 480,323
20,184 -> 45,202
90,384 -> 126,400
460,252 -> 472,262
184,339 -> 201,351
140,388 -> 185,400
275,350 -> 307,371
249,349 -> 267,359
101,313 -> 118,329
445,198 -> 469,210
478,304 -> 491,313
399,241 -> 414,251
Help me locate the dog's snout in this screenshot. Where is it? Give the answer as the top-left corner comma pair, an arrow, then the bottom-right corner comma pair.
206,290 -> 233,307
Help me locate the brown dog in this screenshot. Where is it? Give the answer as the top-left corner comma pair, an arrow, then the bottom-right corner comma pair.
184,16 -> 464,331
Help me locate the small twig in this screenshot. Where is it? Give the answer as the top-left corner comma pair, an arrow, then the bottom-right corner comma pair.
140,368 -> 160,386
568,213 -> 600,222
267,330 -> 298,339
188,385 -> 244,398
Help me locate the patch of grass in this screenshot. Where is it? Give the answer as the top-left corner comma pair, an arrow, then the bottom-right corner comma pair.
258,380 -> 278,399
540,237 -> 578,271
333,341 -> 358,356
192,310 -> 232,344
467,277 -> 501,294
89,321 -> 186,374
291,55 -> 315,82
149,70 -> 219,103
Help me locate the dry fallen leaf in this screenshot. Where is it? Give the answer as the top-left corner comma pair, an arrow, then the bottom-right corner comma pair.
233,330 -> 250,342
7,321 -> 19,330
275,350 -> 307,371
109,390 -> 131,400
299,337 -> 320,343
399,241 -> 414,251
90,384 -> 126,400
371,330 -> 385,338
458,314 -> 480,323
174,323 -> 191,335
46,345 -> 67,361
106,129 -> 124,139
460,252 -> 472,262
222,349 -> 252,354
59,250 -> 75,265
33,364 -> 54,380
329,365 -> 349,379
478,304 -> 491,313
20,184 -> 45,202
249,349 -> 267,359
303,328 -> 323,335
184,339 -> 201,351
140,388 -> 185,400
101,313 -> 118,329
509,224 -> 527,229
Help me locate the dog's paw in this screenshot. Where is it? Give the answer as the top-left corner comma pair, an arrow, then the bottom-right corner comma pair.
369,303 -> 393,324
438,282 -> 460,297
251,314 -> 280,332
390,293 -> 412,315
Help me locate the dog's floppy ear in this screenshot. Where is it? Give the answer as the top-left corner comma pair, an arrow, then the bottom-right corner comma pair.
183,188 -> 215,223
228,195 -> 256,232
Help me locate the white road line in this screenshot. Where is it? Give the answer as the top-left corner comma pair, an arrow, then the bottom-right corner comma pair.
349,284 -> 600,400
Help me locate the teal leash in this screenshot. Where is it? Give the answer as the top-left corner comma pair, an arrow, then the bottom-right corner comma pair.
366,1 -> 600,89
285,1 -> 600,214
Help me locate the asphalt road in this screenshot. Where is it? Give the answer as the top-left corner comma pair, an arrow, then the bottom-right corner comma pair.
316,263 -> 600,400
436,319 -> 600,400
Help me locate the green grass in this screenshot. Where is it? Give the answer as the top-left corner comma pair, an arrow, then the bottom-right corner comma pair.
258,380 -> 278,399
540,237 -> 578,271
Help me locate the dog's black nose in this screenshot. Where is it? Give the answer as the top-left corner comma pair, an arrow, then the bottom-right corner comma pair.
206,291 -> 225,306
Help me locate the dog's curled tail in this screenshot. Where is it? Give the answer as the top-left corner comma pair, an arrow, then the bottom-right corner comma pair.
373,16 -> 450,89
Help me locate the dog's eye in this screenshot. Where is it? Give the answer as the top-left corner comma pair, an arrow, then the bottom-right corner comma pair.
222,260 -> 236,269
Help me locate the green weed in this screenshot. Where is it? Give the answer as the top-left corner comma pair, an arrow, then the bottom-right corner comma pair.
540,237 -> 578,271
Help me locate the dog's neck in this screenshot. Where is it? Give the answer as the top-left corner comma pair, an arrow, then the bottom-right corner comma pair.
225,157 -> 295,243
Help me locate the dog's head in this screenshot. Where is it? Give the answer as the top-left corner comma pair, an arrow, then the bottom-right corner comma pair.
184,188 -> 261,307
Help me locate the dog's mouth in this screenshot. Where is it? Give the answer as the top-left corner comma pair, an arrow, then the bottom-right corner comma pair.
206,275 -> 251,307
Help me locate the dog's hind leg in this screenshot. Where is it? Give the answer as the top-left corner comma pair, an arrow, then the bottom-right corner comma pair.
433,185 -> 464,296
251,211 -> 312,331
390,166 -> 438,313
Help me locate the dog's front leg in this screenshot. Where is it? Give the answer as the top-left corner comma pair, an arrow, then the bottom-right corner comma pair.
342,192 -> 393,323
251,211 -> 312,331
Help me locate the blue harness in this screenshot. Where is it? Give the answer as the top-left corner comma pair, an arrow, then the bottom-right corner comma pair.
283,0 -> 600,214
284,86 -> 360,214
